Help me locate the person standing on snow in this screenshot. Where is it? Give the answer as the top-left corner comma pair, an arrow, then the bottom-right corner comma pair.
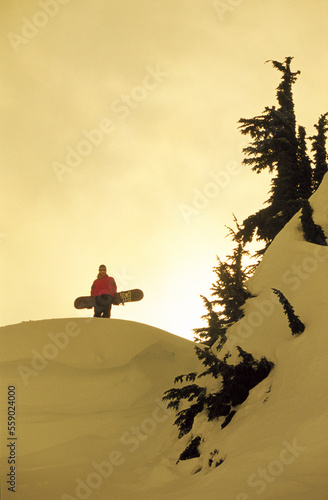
91,265 -> 117,318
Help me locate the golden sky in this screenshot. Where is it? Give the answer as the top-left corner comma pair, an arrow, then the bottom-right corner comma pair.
1,0 -> 328,339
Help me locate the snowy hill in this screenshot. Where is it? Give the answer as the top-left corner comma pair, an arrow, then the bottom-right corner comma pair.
0,319 -> 198,500
2,178 -> 328,499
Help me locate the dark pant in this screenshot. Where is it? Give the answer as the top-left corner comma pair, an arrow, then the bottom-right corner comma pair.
94,294 -> 114,318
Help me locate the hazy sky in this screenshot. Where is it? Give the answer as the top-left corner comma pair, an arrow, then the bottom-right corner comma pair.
1,0 -> 328,339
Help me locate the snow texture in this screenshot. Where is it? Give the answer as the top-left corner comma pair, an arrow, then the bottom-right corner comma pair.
2,175 -> 328,499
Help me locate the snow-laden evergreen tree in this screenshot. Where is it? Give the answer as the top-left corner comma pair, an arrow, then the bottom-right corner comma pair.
311,113 -> 328,192
194,217 -> 253,347
238,57 -> 309,252
297,125 -> 313,200
162,343 -> 274,463
300,199 -> 327,246
272,288 -> 305,335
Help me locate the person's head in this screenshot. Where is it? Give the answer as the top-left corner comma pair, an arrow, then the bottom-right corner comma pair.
98,264 -> 107,278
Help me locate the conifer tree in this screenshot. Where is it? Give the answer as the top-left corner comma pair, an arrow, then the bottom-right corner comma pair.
297,126 -> 313,200
162,343 -> 274,461
300,199 -> 327,246
238,57 -> 303,250
311,113 -> 328,192
194,217 -> 253,347
272,288 -> 305,335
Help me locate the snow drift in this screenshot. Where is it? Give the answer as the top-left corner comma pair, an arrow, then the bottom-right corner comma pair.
0,319 -> 197,499
2,176 -> 328,499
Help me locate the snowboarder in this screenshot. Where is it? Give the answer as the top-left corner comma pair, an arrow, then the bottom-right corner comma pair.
91,265 -> 117,318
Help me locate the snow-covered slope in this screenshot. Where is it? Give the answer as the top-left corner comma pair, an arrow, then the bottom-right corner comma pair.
2,176 -> 328,499
0,318 -> 197,500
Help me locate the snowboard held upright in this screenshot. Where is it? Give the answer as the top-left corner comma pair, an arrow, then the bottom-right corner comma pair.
74,289 -> 144,310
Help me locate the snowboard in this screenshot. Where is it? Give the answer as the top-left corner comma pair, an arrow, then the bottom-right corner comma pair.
74,289 -> 144,309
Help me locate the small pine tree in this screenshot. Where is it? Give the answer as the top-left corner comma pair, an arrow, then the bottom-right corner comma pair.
177,436 -> 202,463
272,288 -> 305,335
311,113 -> 328,192
300,200 -> 327,246
194,217 -> 253,347
297,126 -> 313,200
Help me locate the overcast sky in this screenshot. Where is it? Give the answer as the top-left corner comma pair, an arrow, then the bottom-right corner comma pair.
1,0 -> 328,339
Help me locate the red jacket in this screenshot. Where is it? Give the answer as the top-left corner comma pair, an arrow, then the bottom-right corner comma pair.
91,275 -> 117,297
